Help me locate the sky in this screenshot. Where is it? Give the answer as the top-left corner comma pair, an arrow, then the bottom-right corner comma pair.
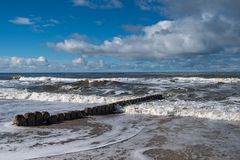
0,0 -> 240,72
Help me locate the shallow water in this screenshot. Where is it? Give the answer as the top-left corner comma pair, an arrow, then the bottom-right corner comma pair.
0,73 -> 240,159
1,73 -> 240,121
35,115 -> 240,160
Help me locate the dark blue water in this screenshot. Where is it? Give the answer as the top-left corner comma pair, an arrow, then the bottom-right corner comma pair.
1,72 -> 240,80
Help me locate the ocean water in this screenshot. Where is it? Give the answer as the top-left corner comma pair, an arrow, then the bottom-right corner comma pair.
0,72 -> 240,159
1,72 -> 240,121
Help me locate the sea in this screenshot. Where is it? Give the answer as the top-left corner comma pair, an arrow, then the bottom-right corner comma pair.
0,72 -> 240,159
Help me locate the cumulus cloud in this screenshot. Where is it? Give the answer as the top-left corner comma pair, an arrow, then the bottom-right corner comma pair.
72,0 -> 123,9
72,57 -> 86,65
9,16 -> 60,32
49,0 -> 240,60
49,19 -> 240,59
36,56 -> 48,64
72,57 -> 105,69
9,17 -> 34,25
0,56 -> 49,72
9,56 -> 48,66
0,56 -> 89,72
0,56 -> 109,72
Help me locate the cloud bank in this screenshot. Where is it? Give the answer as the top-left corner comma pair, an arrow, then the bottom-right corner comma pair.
1,54 -> 239,72
0,56 -> 108,72
49,0 -> 240,60
0,56 -> 51,72
0,56 -> 48,66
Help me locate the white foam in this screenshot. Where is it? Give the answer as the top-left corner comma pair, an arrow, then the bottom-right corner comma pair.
124,100 -> 240,121
0,115 -> 143,160
227,96 -> 240,103
0,100 -> 91,123
0,88 -> 131,104
17,76 -> 141,83
18,76 -> 80,82
175,77 -> 240,84
16,76 -> 240,84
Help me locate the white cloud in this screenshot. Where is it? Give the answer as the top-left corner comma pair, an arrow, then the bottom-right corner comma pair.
50,0 -> 240,60
9,17 -> 33,25
72,57 -> 86,65
0,56 -> 110,72
11,57 -> 23,65
36,56 -> 48,64
49,18 -> 240,59
72,0 -> 122,9
72,57 -> 105,69
9,56 -> 48,66
0,56 -> 52,72
48,19 -> 59,24
9,16 -> 60,32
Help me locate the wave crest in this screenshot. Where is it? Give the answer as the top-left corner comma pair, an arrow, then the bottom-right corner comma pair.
0,88 -> 130,104
124,100 -> 240,121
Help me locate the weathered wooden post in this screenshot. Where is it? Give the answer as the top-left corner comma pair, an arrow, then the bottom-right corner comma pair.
48,115 -> 58,124
42,111 -> 50,124
57,113 -> 65,122
24,112 -> 35,126
35,111 -> 43,125
14,114 -> 27,126
64,112 -> 72,120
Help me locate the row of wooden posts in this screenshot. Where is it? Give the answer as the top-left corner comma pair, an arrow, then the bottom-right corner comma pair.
14,94 -> 164,127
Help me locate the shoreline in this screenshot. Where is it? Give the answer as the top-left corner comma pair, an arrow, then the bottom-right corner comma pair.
31,114 -> 240,160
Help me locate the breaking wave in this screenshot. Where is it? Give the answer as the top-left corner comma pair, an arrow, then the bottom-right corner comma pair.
3,75 -> 240,121
124,100 -> 240,121
12,76 -> 240,84
15,76 -> 139,83
174,77 -> 240,84
0,88 -> 131,104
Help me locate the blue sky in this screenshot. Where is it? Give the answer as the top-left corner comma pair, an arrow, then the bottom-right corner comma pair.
0,0 -> 240,72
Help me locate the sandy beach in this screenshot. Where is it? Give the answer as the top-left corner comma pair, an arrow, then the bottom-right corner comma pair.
31,114 -> 240,160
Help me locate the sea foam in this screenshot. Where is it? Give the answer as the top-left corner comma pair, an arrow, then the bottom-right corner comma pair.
124,100 -> 240,121
0,114 -> 143,160
17,76 -> 240,84
0,88 -> 131,104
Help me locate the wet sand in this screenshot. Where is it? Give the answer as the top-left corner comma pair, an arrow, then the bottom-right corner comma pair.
33,114 -> 240,160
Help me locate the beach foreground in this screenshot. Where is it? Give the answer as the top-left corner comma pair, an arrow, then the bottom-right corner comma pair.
32,114 -> 240,160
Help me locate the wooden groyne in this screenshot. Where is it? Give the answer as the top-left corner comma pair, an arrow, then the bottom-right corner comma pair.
13,94 -> 164,127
